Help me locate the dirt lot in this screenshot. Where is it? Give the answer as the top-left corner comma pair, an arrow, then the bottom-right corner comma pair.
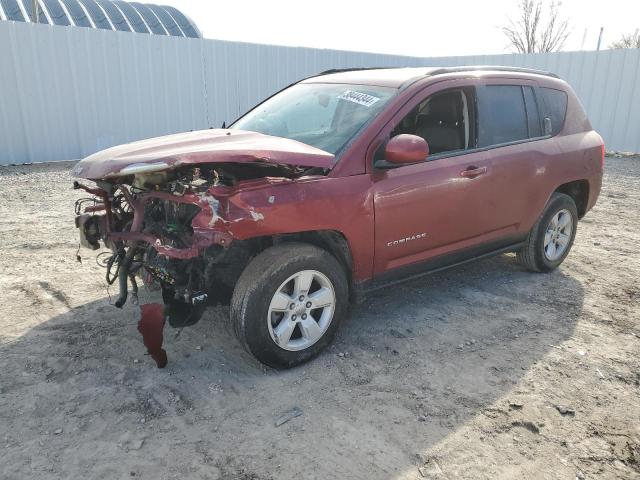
0,157 -> 638,480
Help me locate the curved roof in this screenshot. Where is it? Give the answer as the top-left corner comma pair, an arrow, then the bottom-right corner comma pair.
0,0 -> 201,37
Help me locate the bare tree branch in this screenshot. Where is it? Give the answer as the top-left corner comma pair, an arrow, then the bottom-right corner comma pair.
609,31 -> 640,49
502,0 -> 571,53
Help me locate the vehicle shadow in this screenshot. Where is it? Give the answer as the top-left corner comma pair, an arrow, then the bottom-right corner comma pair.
1,253 -> 584,479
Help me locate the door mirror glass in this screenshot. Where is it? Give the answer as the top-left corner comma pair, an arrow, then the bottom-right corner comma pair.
385,134 -> 429,164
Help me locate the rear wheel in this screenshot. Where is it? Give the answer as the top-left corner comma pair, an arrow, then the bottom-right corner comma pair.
517,192 -> 578,272
230,243 -> 348,368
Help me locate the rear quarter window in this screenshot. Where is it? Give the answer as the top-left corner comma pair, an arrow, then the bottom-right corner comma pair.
540,87 -> 568,135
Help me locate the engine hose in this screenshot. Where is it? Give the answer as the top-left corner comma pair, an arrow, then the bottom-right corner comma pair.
114,244 -> 138,308
129,274 -> 139,305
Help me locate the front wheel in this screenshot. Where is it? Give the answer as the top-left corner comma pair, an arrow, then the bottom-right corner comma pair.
230,243 -> 348,368
517,192 -> 578,272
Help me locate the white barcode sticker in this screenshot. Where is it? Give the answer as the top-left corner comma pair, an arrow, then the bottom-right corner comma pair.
338,90 -> 380,107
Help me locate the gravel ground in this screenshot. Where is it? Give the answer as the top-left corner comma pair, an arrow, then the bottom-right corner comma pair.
0,157 -> 638,480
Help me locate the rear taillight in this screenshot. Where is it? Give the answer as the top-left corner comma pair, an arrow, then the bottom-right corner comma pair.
600,144 -> 605,171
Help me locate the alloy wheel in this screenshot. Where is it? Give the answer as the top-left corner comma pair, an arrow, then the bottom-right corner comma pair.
544,209 -> 573,261
267,270 -> 336,351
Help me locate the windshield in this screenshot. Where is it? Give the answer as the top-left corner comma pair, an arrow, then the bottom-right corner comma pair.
231,83 -> 396,156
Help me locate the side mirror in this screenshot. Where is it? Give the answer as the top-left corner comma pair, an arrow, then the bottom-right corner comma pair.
385,134 -> 429,164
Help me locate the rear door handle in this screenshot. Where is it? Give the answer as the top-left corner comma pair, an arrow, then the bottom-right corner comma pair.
460,166 -> 488,178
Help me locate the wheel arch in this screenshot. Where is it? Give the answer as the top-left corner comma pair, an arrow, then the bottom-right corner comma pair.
209,230 -> 356,302
554,180 -> 590,218
271,230 -> 355,298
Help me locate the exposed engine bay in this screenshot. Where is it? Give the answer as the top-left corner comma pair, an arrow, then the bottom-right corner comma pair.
71,128 -> 337,367
74,161 -> 319,332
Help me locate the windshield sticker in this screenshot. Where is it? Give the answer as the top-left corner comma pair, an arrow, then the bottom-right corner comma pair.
338,90 -> 381,108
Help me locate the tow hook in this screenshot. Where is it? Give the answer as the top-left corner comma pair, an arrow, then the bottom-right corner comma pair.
191,292 -> 207,305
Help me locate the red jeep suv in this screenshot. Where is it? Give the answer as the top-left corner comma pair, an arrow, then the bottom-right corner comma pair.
73,66 -> 603,368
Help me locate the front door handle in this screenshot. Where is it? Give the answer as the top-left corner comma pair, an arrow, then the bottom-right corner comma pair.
460,166 -> 488,178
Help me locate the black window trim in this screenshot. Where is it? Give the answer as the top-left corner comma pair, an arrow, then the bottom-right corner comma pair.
522,85 -> 545,139
374,134 -> 555,169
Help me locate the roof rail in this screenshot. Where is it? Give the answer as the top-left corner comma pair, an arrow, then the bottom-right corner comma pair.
317,67 -> 396,76
427,66 -> 559,78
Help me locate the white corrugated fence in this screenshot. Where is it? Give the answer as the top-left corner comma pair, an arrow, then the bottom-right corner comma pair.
1,20 -> 639,165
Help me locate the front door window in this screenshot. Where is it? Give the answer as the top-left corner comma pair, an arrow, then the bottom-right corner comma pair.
376,87 -> 477,166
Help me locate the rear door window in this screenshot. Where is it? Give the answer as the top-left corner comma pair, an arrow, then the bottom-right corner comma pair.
540,87 -> 568,135
478,85 -> 528,147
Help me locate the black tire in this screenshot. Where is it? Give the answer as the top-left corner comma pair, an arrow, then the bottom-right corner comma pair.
517,192 -> 578,272
230,243 -> 348,368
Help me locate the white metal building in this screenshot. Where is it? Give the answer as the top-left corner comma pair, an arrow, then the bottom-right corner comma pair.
0,0 -> 200,37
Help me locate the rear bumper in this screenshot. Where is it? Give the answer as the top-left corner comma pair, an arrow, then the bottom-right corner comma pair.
586,172 -> 603,214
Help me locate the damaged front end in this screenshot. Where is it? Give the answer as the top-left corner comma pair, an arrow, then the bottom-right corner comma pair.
74,161 -> 300,328
72,129 -> 334,366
